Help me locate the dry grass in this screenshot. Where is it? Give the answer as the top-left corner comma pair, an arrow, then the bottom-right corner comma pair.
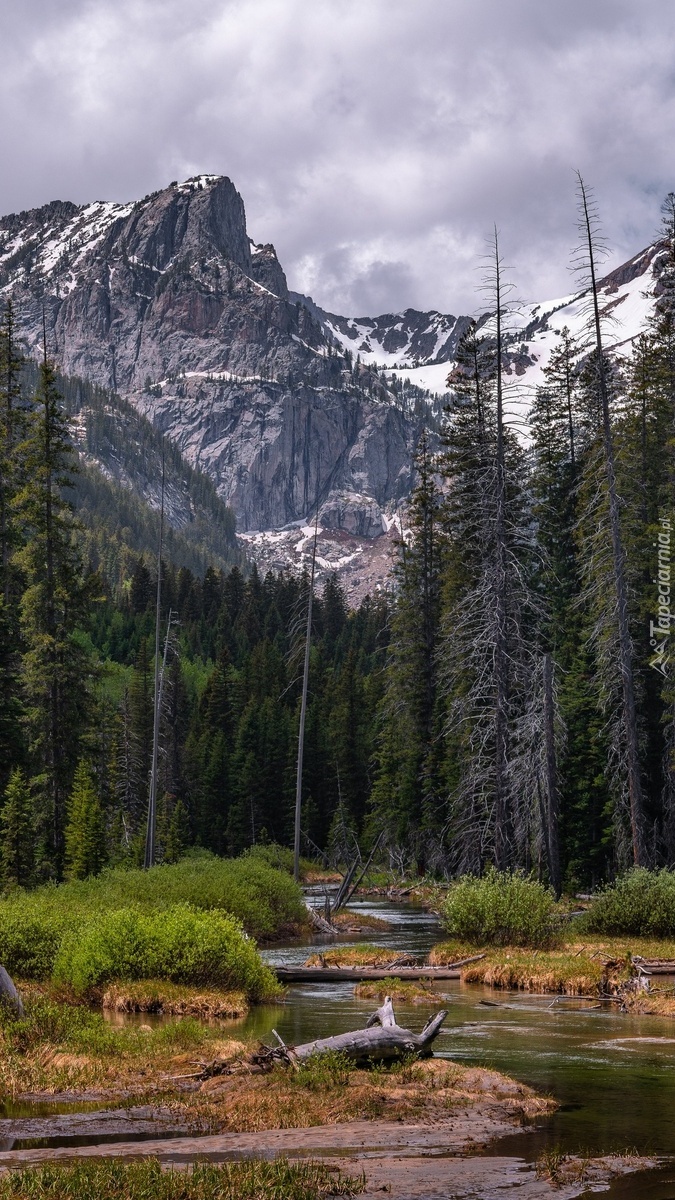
429,937 -> 675,999
170,1057 -> 555,1134
354,978 -> 439,1004
330,911 -> 391,931
301,869 -> 342,884
0,994 -> 252,1098
619,989 -> 675,1016
304,944 -> 411,968
101,981 -> 249,1019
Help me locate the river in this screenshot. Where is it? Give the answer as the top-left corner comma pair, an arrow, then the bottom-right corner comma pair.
3,893 -> 675,1196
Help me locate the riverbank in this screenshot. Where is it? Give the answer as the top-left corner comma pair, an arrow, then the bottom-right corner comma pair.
0,1088 -> 655,1200
432,938 -> 675,1011
304,939 -> 675,1013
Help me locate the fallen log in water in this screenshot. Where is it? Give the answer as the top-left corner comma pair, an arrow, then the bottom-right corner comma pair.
289,997 -> 448,1065
632,957 -> 675,975
275,965 -> 462,983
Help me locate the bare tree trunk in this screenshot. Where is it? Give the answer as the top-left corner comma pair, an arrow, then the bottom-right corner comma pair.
577,174 -> 646,866
493,230 -> 510,869
294,509 -> 319,882
543,653 -> 561,896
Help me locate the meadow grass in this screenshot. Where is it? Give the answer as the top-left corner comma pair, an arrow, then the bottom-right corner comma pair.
430,936 -> 675,997
304,943 -> 408,967
354,978 -> 439,1004
0,1159 -> 367,1200
101,980 -> 248,1018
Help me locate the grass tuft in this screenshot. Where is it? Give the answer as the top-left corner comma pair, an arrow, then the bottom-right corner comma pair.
0,1158 -> 367,1199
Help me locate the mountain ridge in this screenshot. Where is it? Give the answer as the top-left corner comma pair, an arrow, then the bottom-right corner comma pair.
0,174 -> 667,599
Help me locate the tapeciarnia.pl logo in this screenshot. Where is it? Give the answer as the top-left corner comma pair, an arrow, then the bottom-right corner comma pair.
650,516 -> 672,677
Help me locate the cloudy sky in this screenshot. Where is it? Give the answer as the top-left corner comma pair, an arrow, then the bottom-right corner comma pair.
3,0 -> 675,315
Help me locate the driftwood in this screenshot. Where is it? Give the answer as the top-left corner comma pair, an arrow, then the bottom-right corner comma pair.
0,966 -> 23,1016
632,956 -> 675,976
290,996 -> 448,1064
307,907 -> 337,936
275,966 -> 462,983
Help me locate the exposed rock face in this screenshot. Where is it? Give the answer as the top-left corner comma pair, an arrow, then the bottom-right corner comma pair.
0,175 -> 426,540
1,173 -> 664,597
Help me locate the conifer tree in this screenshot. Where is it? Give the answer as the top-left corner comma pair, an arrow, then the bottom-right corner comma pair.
64,759 -> 105,880
438,273 -> 540,873
574,174 -> 647,865
370,430 -> 445,868
14,354 -> 95,872
0,766 -> 33,888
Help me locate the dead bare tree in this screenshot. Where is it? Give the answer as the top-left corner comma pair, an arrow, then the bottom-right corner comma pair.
293,508 -> 320,882
574,173 -> 646,866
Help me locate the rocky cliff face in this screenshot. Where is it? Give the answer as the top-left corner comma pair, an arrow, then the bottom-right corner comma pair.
0,175 -> 427,545
1,173 -> 664,598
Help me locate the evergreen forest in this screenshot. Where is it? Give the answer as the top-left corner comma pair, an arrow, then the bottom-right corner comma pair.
3,186 -> 675,895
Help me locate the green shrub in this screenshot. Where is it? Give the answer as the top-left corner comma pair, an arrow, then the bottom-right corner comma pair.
0,852 -> 307,981
5,854 -> 306,939
0,907 -> 64,978
578,867 -> 675,937
52,904 -> 280,1000
442,870 -> 558,948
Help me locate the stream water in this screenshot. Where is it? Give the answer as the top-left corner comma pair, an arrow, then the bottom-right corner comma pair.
4,894 -> 675,1196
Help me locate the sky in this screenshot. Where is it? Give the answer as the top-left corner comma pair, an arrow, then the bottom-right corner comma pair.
3,0 -> 675,317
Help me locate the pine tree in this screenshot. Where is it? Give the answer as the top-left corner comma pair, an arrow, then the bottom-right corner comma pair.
370,431 -> 445,869
64,759 -> 105,880
14,355 -> 96,873
0,766 -> 34,888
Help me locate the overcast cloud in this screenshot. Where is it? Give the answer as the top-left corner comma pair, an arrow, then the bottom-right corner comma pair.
2,0 -> 675,315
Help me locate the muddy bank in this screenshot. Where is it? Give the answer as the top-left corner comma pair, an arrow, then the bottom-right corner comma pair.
0,1110 -> 655,1199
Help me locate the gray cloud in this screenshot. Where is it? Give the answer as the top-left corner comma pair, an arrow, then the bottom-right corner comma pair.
2,0 -> 674,314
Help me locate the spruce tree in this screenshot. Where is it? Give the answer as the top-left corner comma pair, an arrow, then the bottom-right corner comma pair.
574,175 -> 647,865
370,430 -> 445,869
0,766 -> 33,888
438,299 -> 540,873
63,759 -> 106,880
14,355 -> 95,873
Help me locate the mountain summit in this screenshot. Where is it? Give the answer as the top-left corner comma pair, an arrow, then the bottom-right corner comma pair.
0,176 -> 428,570
0,174 -> 667,596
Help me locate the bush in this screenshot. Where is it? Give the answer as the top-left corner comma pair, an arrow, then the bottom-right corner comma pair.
52,904 -> 280,1000
0,907 -> 64,978
0,852 -> 307,981
579,868 -> 675,937
442,870 -> 558,948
